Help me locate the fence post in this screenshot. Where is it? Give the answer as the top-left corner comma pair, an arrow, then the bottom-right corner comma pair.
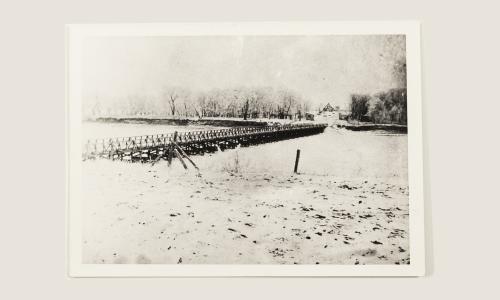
294,149 -> 301,173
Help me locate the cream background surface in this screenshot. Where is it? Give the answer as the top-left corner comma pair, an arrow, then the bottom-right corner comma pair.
1,0 -> 499,298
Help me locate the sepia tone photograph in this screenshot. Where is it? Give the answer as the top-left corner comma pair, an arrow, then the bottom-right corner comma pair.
67,22 -> 424,276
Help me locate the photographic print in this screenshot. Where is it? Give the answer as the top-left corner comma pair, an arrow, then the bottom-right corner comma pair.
67,22 -> 424,276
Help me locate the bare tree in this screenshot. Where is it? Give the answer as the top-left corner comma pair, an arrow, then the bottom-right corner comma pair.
162,87 -> 189,117
183,101 -> 188,117
296,99 -> 311,121
192,92 -> 207,119
169,95 -> 178,116
277,90 -> 298,119
163,89 -> 178,116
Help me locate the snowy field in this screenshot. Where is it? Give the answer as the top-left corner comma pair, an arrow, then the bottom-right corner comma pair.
82,125 -> 409,265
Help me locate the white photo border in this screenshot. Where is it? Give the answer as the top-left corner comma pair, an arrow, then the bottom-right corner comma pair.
66,21 -> 424,277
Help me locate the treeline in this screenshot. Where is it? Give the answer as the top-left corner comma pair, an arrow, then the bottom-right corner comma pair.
349,88 -> 407,125
84,87 -> 312,121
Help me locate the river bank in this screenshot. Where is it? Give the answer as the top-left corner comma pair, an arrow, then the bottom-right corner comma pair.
89,117 -> 271,128
336,123 -> 408,133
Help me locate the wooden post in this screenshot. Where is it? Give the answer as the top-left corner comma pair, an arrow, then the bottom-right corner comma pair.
294,149 -> 301,173
168,131 -> 178,166
173,142 -> 199,170
174,149 -> 188,170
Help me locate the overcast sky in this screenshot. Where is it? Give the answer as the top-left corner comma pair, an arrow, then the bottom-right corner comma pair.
83,35 -> 405,109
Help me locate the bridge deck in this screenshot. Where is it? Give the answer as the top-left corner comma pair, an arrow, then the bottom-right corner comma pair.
83,123 -> 327,162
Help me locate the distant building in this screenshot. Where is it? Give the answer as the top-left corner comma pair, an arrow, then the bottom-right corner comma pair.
320,103 -> 340,113
339,111 -> 349,121
305,112 -> 316,121
322,103 -> 336,112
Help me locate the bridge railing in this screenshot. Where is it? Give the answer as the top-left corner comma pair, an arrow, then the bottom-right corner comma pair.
83,123 -> 327,158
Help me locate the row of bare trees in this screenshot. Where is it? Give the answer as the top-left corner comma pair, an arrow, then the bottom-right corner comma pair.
85,87 -> 312,120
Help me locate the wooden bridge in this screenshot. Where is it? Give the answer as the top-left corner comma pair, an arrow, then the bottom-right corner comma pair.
82,123 -> 328,162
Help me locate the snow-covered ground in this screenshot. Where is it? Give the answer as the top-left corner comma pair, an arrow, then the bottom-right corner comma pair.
82,126 -> 409,265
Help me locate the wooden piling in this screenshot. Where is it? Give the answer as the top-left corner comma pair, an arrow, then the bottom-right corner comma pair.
174,149 -> 188,169
173,142 -> 200,170
294,149 -> 301,173
168,131 -> 178,166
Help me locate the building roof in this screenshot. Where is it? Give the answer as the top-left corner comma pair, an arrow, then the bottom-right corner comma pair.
323,103 -> 334,111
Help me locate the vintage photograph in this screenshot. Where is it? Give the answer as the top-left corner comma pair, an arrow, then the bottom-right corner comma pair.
67,23 -> 424,276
